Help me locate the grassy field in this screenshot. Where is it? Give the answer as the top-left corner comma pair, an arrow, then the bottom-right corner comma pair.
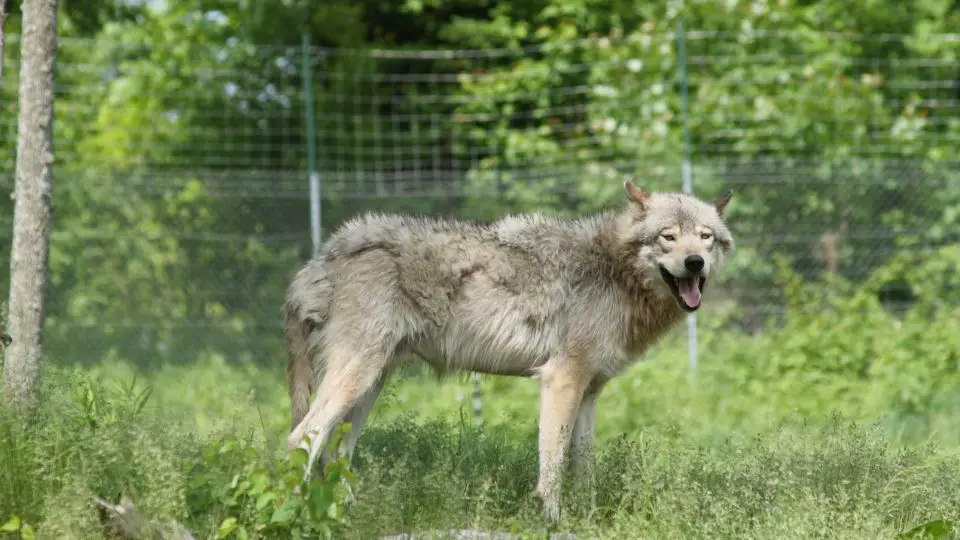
3,270 -> 960,539
2,345 -> 959,538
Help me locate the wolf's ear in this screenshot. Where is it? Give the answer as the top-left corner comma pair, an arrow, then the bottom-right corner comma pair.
714,189 -> 733,218
624,181 -> 650,208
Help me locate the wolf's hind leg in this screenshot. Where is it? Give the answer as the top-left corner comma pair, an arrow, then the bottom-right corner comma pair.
287,342 -> 391,480
320,371 -> 389,507
339,372 -> 388,463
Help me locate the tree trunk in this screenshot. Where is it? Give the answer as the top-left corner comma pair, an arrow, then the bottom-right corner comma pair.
3,0 -> 57,413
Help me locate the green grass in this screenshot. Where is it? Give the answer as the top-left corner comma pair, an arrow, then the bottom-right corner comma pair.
1,334 -> 958,539
345,414 -> 960,539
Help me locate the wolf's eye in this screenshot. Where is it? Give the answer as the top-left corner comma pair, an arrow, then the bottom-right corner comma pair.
701,232 -> 713,240
661,233 -> 676,242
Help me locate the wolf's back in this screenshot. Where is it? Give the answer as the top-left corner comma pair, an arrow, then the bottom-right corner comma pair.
321,213 -> 424,261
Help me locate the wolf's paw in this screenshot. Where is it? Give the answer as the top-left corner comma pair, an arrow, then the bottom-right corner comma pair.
533,486 -> 561,524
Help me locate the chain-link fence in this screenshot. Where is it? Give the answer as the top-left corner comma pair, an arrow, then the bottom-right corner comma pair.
1,30 -> 959,381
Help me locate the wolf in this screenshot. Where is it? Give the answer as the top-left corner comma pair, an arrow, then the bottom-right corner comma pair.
282,181 -> 735,522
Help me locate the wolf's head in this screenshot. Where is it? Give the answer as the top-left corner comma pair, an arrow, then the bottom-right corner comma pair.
618,181 -> 735,312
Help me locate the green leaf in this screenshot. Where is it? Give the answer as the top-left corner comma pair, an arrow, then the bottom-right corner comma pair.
288,447 -> 309,468
255,492 -> 277,511
270,499 -> 298,525
248,471 -> 269,496
897,519 -> 954,539
0,516 -> 21,532
218,517 -> 238,538
307,481 -> 336,524
338,467 -> 357,484
20,523 -> 36,540
327,501 -> 342,520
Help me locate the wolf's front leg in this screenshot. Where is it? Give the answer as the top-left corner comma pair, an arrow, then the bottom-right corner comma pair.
570,380 -> 604,514
535,358 -> 589,523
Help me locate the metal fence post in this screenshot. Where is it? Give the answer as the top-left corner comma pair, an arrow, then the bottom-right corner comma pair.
676,21 -> 698,379
471,373 -> 482,426
302,32 -> 322,256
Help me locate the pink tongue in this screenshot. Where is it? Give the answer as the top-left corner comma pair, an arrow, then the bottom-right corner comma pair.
678,278 -> 702,308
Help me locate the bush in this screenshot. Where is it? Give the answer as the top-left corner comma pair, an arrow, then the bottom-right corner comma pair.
0,370 -> 351,539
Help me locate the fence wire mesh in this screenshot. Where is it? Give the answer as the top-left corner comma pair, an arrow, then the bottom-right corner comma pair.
1,30 -> 959,369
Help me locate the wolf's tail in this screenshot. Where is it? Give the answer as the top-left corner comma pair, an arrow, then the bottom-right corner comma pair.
283,258 -> 332,431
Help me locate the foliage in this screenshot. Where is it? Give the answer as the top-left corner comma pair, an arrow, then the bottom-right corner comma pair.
2,372 -> 960,539
0,370 -> 350,539
440,1 -> 960,312
2,0 -> 960,368
187,429 -> 353,539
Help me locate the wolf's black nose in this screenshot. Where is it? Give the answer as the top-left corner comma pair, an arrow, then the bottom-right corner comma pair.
684,255 -> 705,273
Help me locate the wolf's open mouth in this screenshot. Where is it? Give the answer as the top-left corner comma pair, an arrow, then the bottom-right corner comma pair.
659,266 -> 706,312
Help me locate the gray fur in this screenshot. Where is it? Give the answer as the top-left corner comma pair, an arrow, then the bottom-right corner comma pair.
283,182 -> 735,522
